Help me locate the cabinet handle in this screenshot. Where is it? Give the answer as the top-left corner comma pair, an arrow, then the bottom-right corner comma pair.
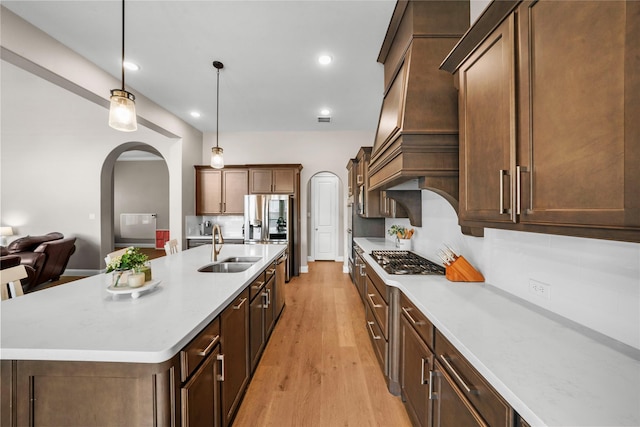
367,293 -> 383,308
366,321 -> 381,340
262,289 -> 271,308
420,357 -> 428,385
252,281 -> 265,290
499,169 -> 508,214
402,307 -> 424,325
439,354 -> 475,393
216,354 -> 225,381
428,370 -> 436,400
196,334 -> 220,357
516,165 -> 526,216
223,202 -> 226,212
359,264 -> 366,277
233,297 -> 247,310
220,202 -> 223,212
266,268 -> 276,275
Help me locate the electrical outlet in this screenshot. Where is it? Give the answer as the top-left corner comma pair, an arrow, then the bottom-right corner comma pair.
529,279 -> 551,300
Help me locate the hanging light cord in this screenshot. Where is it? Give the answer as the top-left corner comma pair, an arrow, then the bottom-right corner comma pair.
121,0 -> 126,91
215,66 -> 220,149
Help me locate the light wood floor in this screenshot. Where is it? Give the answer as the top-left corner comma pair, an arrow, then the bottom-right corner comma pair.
233,261 -> 411,427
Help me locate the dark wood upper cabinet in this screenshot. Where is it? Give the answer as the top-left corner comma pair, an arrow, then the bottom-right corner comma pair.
442,0 -> 640,242
249,168 -> 297,194
195,167 -> 248,215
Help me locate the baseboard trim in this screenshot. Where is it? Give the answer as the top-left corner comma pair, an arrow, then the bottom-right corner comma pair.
300,265 -> 309,273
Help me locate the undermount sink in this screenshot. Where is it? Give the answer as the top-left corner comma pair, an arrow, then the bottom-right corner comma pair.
219,256 -> 262,263
198,262 -> 254,273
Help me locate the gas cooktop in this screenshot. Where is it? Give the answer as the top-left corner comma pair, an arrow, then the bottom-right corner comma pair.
370,250 -> 445,275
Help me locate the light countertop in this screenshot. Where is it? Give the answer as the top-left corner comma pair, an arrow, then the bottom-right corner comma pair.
1,244 -> 285,364
354,238 -> 640,427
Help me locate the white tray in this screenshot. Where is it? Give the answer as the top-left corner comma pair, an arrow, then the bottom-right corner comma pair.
107,280 -> 161,299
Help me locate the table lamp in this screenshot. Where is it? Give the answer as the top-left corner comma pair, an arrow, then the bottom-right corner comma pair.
1,227 -> 14,246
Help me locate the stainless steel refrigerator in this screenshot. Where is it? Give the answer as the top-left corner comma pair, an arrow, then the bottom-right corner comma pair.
244,194 -> 293,281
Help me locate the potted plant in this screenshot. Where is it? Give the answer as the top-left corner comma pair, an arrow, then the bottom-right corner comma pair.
388,225 -> 414,250
106,247 -> 149,287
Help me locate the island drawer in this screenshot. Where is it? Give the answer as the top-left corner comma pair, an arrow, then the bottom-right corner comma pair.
265,261 -> 276,283
435,330 -> 513,427
365,275 -> 388,339
249,272 -> 266,301
400,292 -> 434,351
180,317 -> 220,382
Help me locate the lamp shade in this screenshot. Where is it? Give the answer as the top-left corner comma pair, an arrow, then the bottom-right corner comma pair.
0,227 -> 13,237
109,89 -> 137,132
211,147 -> 224,169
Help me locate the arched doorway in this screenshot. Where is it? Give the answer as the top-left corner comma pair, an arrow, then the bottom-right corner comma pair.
308,172 -> 342,261
100,143 -> 168,262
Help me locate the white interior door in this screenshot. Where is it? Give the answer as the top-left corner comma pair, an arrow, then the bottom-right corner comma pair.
312,173 -> 338,260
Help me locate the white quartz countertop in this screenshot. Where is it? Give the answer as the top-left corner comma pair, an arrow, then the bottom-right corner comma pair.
354,238 -> 640,427
1,244 -> 285,364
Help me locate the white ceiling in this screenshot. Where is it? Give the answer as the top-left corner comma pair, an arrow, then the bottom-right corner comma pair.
3,0 -> 397,133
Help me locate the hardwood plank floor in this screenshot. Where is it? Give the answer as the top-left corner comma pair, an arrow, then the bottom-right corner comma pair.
233,261 -> 411,427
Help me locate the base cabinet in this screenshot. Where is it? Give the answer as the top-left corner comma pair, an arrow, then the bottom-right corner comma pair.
220,289 -> 250,427
181,346 -> 221,427
432,361 -> 487,427
400,315 -> 433,427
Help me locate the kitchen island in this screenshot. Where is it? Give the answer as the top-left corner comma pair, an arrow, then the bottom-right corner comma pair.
355,238 -> 640,427
1,243 -> 285,426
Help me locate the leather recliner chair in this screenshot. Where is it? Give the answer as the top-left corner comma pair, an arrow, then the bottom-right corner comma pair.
2,232 -> 76,292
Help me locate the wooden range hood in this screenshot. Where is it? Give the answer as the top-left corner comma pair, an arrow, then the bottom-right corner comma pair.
368,1 -> 469,210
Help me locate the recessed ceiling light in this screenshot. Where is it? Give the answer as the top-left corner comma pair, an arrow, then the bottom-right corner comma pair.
190,111 -> 201,118
318,55 -> 332,65
320,108 -> 331,116
123,61 -> 140,71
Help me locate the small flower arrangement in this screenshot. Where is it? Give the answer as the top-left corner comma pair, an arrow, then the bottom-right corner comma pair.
388,225 -> 414,240
106,247 -> 149,273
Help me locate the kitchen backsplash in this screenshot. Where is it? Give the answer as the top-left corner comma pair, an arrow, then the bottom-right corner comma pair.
385,190 -> 640,350
185,215 -> 244,239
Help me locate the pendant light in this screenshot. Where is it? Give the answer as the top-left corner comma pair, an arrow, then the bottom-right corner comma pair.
210,61 -> 225,169
108,0 -> 137,132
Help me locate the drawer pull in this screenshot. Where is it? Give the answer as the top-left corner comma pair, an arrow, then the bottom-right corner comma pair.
367,293 -> 383,308
266,268 -> 276,275
402,306 -> 424,325
428,370 -> 436,400
420,357 -> 429,385
439,354 -> 475,393
233,297 -> 247,310
196,334 -> 220,357
366,321 -> 381,340
252,281 -> 265,289
216,354 -> 225,381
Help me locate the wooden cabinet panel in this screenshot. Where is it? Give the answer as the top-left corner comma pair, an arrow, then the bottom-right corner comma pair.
432,360 -> 487,427
249,168 -> 296,194
400,314 -> 433,427
181,345 -> 221,427
220,289 -> 249,427
180,317 -> 220,382
457,15 -> 516,225
517,0 -> 639,230
196,169 -> 223,215
249,287 -> 266,374
222,169 -> 248,214
264,275 -> 276,338
400,292 -> 434,350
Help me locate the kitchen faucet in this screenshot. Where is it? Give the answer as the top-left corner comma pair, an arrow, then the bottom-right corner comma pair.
212,224 -> 224,261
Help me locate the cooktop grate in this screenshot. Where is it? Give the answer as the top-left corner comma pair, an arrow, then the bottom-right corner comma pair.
370,250 -> 445,275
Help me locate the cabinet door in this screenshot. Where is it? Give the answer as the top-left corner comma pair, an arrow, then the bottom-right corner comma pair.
517,0 -> 640,231
264,276 -> 276,337
220,290 -> 249,427
249,169 -> 273,194
181,345 -> 221,427
432,361 -> 487,427
222,169 -> 248,214
272,169 -> 295,194
400,315 -> 433,427
457,16 -> 516,225
196,169 -> 223,215
249,292 -> 265,374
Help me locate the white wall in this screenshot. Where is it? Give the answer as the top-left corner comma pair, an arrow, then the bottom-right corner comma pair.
385,190 -> 640,350
1,8 -> 203,270
202,130 -> 373,271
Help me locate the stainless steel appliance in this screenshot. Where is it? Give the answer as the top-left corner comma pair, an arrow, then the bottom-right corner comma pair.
370,250 -> 445,275
244,194 -> 293,281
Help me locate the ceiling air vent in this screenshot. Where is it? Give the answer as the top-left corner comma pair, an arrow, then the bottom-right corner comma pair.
317,116 -> 331,123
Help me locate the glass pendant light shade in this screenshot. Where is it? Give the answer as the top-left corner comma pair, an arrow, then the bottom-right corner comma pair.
109,89 -> 137,132
211,146 -> 224,169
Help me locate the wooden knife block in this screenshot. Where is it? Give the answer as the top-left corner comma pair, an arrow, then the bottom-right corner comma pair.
445,256 -> 485,282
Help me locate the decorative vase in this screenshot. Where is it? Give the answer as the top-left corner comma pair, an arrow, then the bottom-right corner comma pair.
127,271 -> 146,288
397,238 -> 412,250
111,269 -> 130,288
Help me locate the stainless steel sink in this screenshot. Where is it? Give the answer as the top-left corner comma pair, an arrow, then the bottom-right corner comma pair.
198,262 -> 254,273
219,256 -> 262,263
